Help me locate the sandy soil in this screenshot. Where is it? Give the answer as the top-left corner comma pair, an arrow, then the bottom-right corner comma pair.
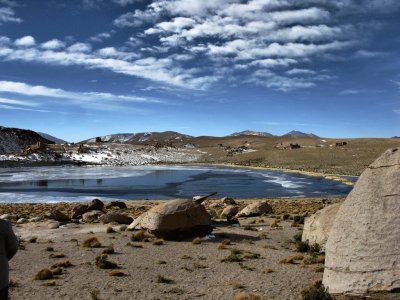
3,198 -> 398,300
2,198 -> 336,300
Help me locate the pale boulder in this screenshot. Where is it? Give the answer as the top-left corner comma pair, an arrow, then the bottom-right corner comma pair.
302,203 -> 341,251
323,147 -> 400,294
236,201 -> 272,217
128,198 -> 213,240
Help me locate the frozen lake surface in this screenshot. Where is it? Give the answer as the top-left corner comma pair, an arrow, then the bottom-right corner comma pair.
0,165 -> 355,203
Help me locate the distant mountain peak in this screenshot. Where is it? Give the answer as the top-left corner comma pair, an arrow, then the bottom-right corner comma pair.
283,130 -> 320,139
230,130 -> 274,137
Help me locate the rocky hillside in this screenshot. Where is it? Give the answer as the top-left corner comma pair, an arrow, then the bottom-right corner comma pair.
0,126 -> 53,154
82,131 -> 193,144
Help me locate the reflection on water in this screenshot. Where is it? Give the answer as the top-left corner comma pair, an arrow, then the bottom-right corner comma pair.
0,165 -> 355,203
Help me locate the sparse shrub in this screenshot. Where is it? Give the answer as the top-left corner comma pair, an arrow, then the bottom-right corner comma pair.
193,263 -> 207,269
51,261 -> 72,269
95,255 -> 118,269
233,292 -> 261,300
157,275 -> 174,284
270,220 -> 280,228
280,254 -> 304,264
49,253 -> 66,259
309,243 -> 321,254
106,226 -> 115,234
82,237 -> 102,248
243,252 -> 260,259
313,266 -> 324,273
29,237 -> 37,243
243,225 -> 257,231
300,280 -> 332,300
33,269 -> 53,280
192,237 -> 202,244
102,245 -> 115,254
264,268 -> 274,273
42,280 -> 56,286
131,230 -> 147,242
126,242 -> 143,248
293,231 -> 303,244
152,239 -> 164,246
45,247 -> 54,252
181,255 -> 192,260
295,241 -> 310,253
50,267 -> 62,275
158,260 -> 167,264
109,270 -> 126,277
221,248 -> 243,262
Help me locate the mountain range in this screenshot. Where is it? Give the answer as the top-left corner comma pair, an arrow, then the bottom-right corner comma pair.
0,125 -> 322,155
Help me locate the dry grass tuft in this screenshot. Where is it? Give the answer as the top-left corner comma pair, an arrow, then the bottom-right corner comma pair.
280,254 -> 304,264
152,239 -> 164,246
192,237 -> 202,245
95,255 -> 118,269
157,275 -> 174,284
106,226 -> 115,234
108,270 -> 127,277
49,253 -> 66,259
233,292 -> 261,300
82,237 -> 102,248
33,269 -> 53,280
51,261 -> 72,269
300,280 -> 332,300
42,280 -> 56,286
102,245 -> 115,255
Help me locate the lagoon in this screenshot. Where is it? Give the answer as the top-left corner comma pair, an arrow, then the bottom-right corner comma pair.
0,165 -> 355,203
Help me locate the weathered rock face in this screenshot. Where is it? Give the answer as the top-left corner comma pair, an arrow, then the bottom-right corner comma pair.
236,201 -> 272,217
105,201 -> 127,210
302,203 -> 341,251
128,199 -> 212,240
323,147 -> 400,294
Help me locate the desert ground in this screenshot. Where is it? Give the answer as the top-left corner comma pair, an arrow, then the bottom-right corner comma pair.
0,197 -> 397,300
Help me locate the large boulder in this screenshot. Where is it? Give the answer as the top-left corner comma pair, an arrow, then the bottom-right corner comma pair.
87,199 -> 104,211
71,204 -> 88,219
99,212 -> 133,224
128,198 -> 213,240
221,205 -> 239,220
236,201 -> 272,217
82,210 -> 104,223
323,148 -> 400,294
45,210 -> 70,222
302,203 -> 341,251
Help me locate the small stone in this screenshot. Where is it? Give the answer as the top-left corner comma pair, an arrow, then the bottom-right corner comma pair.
17,218 -> 28,224
47,222 -> 60,229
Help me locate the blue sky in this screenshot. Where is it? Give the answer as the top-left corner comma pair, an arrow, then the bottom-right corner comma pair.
0,0 -> 399,141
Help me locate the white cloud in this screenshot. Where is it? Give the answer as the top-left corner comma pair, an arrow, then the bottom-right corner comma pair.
0,103 -> 50,113
67,42 -> 92,53
0,7 -> 21,25
0,96 -> 37,106
88,31 -> 113,43
339,89 -> 362,95
41,39 -> 65,50
112,0 -> 143,5
14,36 -> 35,47
354,49 -> 386,58
0,80 -> 162,104
286,68 -> 316,75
